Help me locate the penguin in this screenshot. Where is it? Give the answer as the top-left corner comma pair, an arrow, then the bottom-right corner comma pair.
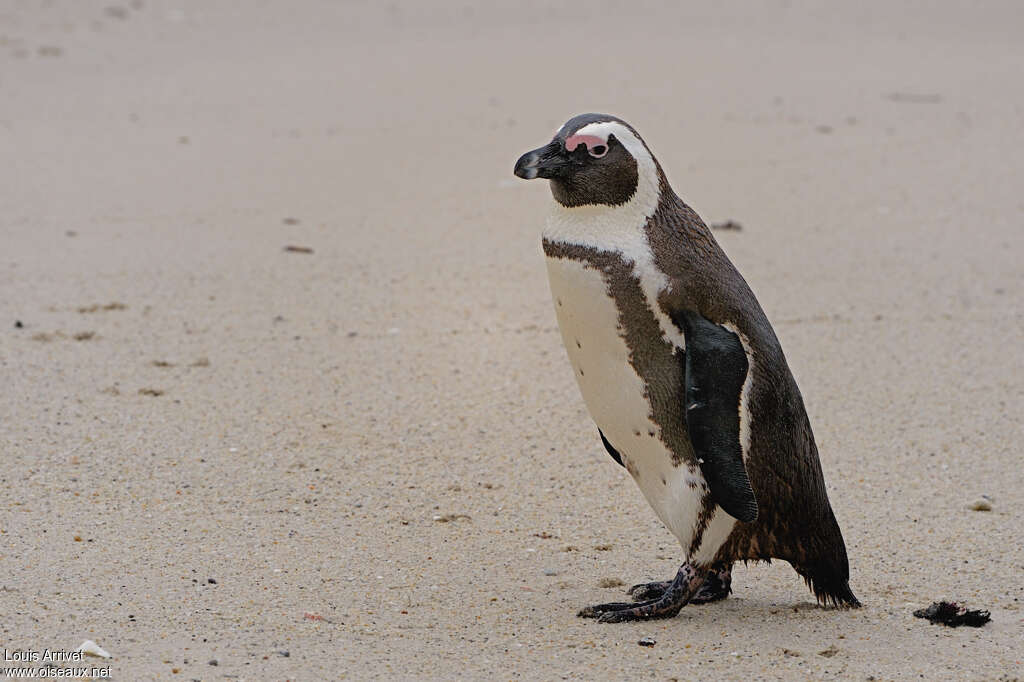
514,114 -> 859,622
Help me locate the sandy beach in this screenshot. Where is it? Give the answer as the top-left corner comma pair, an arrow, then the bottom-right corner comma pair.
2,1 -> 1022,679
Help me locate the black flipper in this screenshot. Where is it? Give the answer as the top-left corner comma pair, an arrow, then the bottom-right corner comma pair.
674,310 -> 758,523
599,429 -> 624,468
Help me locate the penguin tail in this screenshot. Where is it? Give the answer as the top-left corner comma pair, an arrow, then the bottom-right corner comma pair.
799,566 -> 861,609
794,530 -> 861,609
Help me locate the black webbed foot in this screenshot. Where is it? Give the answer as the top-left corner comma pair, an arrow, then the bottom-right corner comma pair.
691,562 -> 732,603
578,563 -> 708,623
577,601 -> 645,619
628,562 -> 732,604
579,597 -> 685,623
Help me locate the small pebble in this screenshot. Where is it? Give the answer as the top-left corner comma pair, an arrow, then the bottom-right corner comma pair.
208,660 -> 218,666
638,637 -> 656,647
14,320 -> 23,328
968,497 -> 992,511
543,568 -> 558,576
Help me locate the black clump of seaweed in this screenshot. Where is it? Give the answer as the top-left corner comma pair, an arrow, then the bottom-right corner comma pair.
913,601 -> 991,628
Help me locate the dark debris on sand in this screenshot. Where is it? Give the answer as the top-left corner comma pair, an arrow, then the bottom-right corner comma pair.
710,220 -> 743,231
913,601 -> 991,628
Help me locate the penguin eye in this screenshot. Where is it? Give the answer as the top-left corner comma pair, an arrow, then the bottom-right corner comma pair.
588,144 -> 607,158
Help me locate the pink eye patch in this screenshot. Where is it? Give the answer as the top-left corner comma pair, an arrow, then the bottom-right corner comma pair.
564,134 -> 607,153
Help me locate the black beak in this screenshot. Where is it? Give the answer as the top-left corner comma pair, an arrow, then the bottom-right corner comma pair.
514,140 -> 567,180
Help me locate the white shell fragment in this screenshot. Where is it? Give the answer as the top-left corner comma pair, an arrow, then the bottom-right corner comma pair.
76,640 -> 112,658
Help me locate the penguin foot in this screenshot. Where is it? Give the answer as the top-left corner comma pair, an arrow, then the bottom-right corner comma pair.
578,563 -> 708,623
627,581 -> 672,602
627,562 -> 732,604
577,601 -> 643,619
691,562 -> 732,603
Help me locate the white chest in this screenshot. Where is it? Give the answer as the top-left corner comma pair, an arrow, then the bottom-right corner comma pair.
544,256 -> 651,438
544,254 -> 717,553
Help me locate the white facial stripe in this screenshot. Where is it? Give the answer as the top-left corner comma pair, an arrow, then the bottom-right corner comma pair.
552,121 -> 660,229
572,121 -> 654,169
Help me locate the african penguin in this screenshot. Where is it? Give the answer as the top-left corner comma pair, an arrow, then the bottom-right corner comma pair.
514,113 -> 859,622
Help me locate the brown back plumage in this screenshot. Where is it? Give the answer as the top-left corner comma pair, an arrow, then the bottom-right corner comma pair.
646,180 -> 859,608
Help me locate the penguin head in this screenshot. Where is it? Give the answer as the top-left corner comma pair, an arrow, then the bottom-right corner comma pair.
514,113 -> 659,208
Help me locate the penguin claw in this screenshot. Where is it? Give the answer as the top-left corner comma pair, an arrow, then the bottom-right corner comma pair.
596,603 -> 680,623
597,611 -> 628,624
577,602 -> 635,618
584,597 -> 684,623
578,599 -> 675,622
